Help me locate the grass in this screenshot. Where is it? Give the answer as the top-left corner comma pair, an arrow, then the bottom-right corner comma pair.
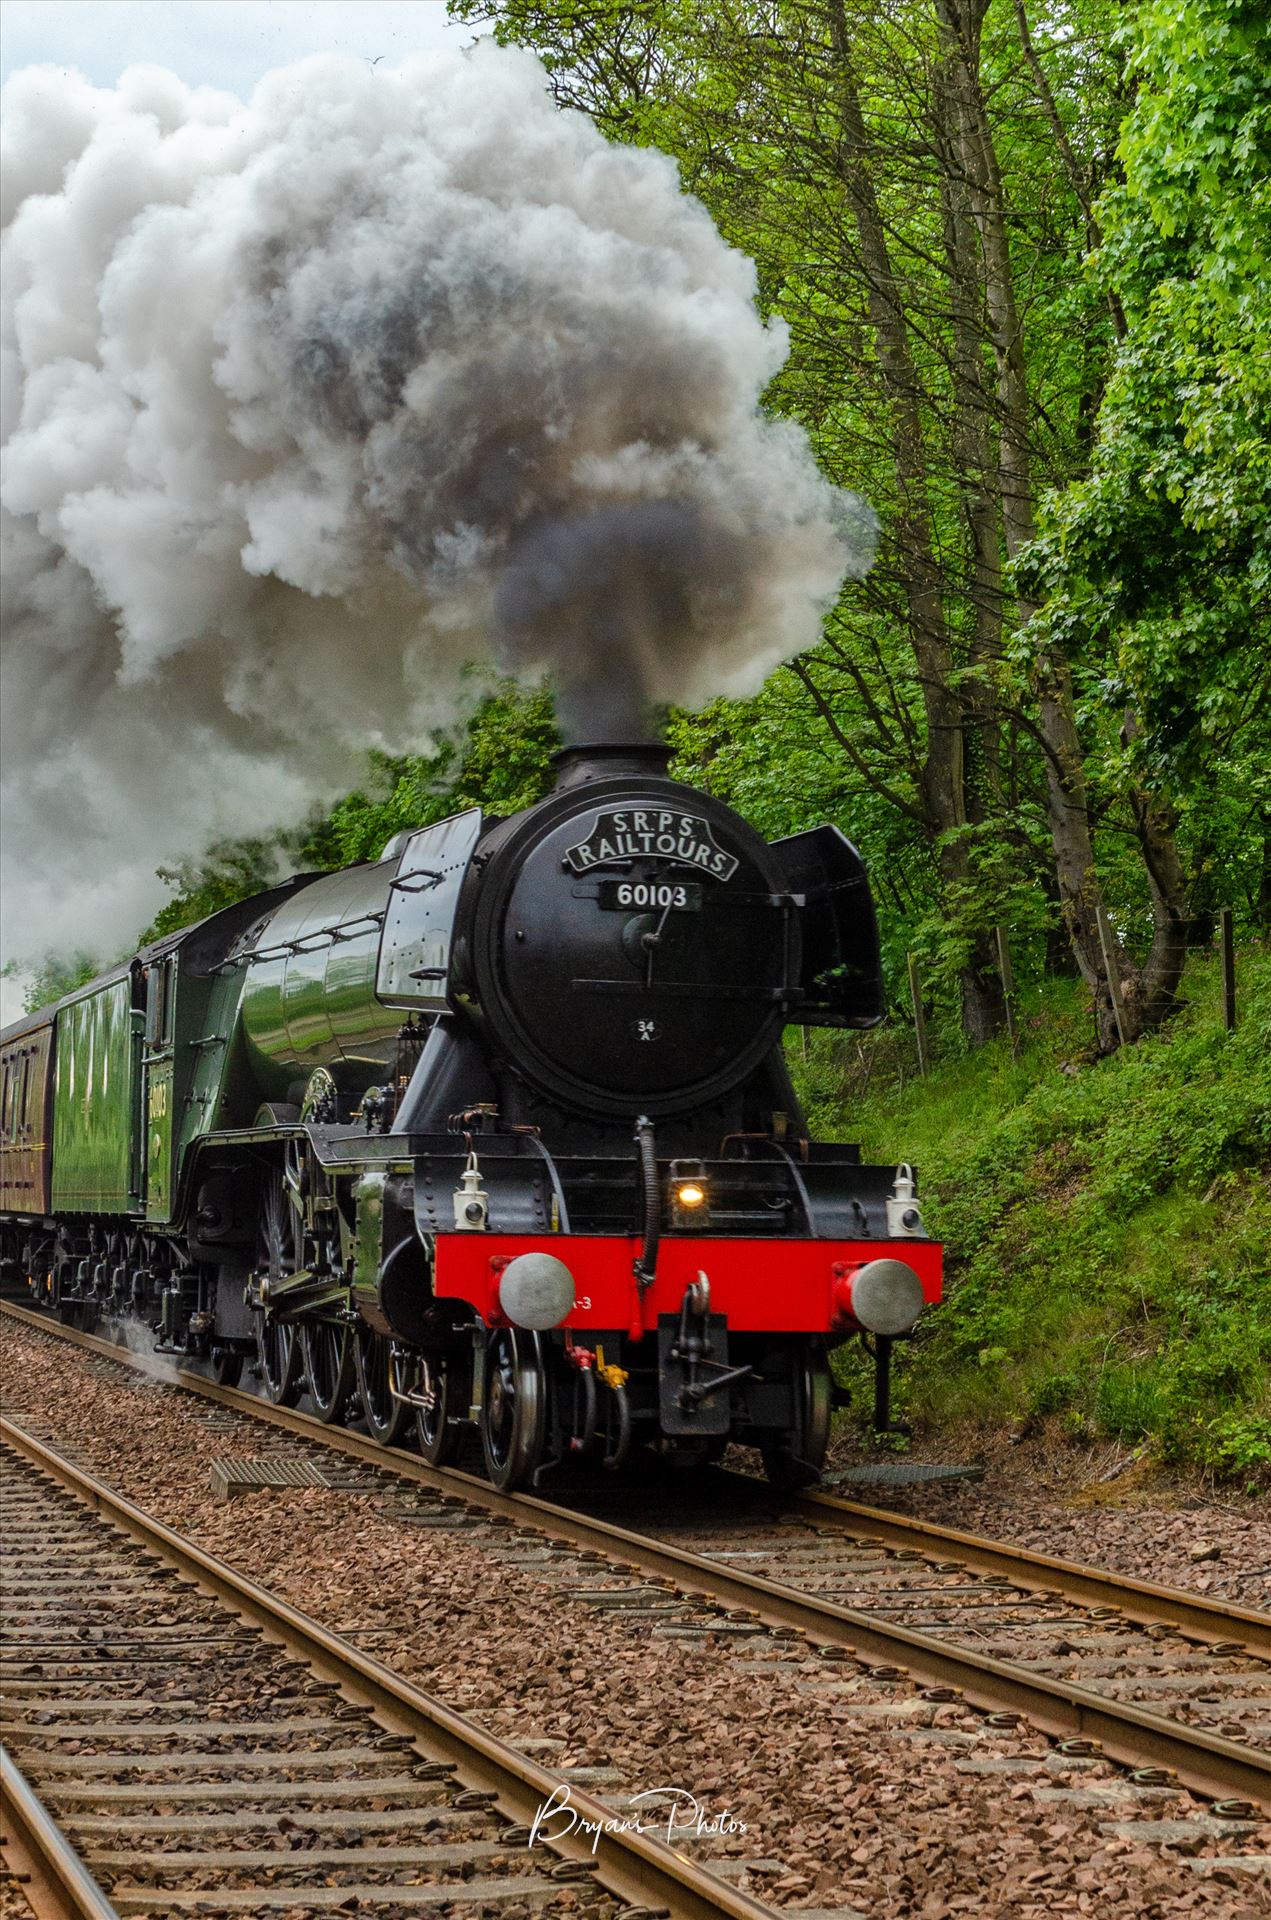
791,944 -> 1271,1486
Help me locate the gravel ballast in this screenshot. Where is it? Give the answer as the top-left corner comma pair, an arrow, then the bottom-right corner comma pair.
1,1319 -> 1268,1919
819,1451 -> 1270,1612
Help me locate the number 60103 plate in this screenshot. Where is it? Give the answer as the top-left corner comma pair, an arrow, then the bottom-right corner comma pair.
597,880 -> 704,912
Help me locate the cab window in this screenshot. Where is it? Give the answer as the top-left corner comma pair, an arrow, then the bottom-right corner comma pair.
146,960 -> 174,1048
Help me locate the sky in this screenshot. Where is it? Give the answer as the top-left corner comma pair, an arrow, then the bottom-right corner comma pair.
0,1 -> 481,95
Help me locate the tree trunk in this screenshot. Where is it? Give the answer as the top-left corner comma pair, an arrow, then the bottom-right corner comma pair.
933,55 -> 1005,821
827,0 -> 1004,1043
1036,653 -> 1127,1046
1123,713 -> 1192,1023
934,0 -> 1190,1048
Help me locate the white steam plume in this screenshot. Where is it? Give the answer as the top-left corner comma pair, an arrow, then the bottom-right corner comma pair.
1,45 -> 876,971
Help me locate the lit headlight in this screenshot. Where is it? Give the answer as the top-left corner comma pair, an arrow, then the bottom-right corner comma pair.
669,1162 -> 710,1226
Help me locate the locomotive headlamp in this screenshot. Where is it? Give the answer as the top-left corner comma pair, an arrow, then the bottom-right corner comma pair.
669,1161 -> 710,1227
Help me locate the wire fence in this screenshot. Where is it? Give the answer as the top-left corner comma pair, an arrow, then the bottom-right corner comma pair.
903,913 -> 1242,1076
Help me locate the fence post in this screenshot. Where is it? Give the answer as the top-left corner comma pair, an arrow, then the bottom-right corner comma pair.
907,952 -> 930,1077
995,925 -> 1020,1058
1095,903 -> 1129,1048
1220,907 -> 1237,1031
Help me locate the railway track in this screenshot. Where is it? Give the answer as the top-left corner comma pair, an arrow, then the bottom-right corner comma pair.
2,1744 -> 121,1919
0,1412 -> 776,1920
2,1297 -> 1268,1896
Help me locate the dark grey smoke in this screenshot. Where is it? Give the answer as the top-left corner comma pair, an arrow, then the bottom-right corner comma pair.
1,44 -> 875,977
493,502 -> 735,737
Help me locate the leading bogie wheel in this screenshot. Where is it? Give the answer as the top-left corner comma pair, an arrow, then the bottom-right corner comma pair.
301,1319 -> 354,1425
354,1327 -> 412,1446
760,1344 -> 833,1492
480,1328 -> 547,1491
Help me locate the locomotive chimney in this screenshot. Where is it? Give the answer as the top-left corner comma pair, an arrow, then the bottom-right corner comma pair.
551,742 -> 673,790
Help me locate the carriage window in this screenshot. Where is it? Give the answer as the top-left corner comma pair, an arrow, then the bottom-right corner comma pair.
1,1062 -> 9,1136
18,1054 -> 31,1134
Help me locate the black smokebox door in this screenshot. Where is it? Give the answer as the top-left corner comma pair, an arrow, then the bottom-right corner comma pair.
494,841 -> 788,1107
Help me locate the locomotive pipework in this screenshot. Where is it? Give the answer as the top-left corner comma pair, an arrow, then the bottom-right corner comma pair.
1,737 -> 941,1489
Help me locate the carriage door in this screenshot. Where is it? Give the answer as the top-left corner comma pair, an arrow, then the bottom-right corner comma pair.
143,956 -> 176,1219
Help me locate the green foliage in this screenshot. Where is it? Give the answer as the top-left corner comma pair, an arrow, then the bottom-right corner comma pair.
141,838 -> 293,945
1020,0 -> 1271,814
2,953 -> 102,1015
454,0 -> 1271,1038
799,945 -> 1271,1479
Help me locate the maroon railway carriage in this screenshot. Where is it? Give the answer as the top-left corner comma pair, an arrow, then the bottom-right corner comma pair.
0,1011 -> 53,1218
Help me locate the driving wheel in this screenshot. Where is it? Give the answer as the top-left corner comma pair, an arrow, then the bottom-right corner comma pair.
354,1327 -> 412,1446
302,1318 -> 354,1425
254,1165 -> 303,1407
415,1353 -> 468,1467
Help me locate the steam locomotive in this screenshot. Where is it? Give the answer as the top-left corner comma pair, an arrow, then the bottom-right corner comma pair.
0,742 -> 940,1488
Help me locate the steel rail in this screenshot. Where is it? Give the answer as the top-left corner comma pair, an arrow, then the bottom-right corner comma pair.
3,1299 -> 1269,1806
777,1480 -> 1271,1649
4,1299 -> 1266,1654
0,1746 -> 123,1920
0,1415 -> 773,1920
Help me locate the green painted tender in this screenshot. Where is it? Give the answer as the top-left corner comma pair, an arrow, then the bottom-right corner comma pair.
33,886 -> 311,1228
138,919 -> 260,1223
51,973 -> 142,1214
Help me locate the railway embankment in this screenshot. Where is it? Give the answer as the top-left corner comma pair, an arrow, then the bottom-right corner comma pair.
797,947 -> 1271,1489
